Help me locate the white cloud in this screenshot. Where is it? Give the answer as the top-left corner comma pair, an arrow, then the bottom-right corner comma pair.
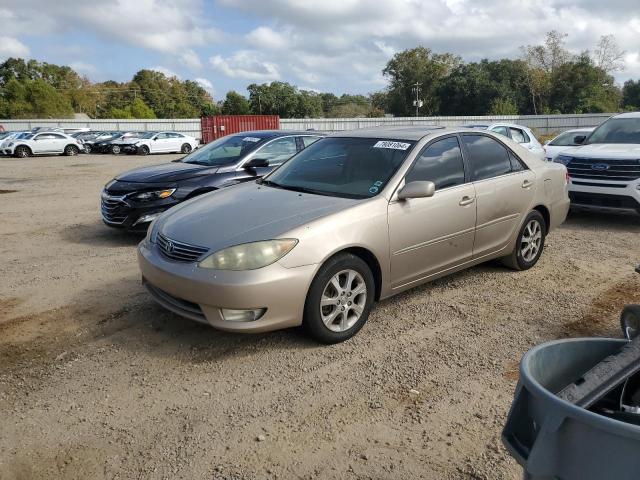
69,61 -> 97,75
150,66 -> 181,79
194,77 -> 215,96
179,49 -> 203,70
0,36 -> 30,59
210,51 -> 281,81
245,27 -> 289,50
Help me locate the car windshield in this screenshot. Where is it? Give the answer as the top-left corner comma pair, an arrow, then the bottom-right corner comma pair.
586,118 -> 640,144
140,132 -> 157,139
263,137 -> 415,199
182,134 -> 267,166
549,131 -> 586,146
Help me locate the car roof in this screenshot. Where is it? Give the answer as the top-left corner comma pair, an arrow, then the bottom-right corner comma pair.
326,125 -> 493,141
613,112 -> 640,119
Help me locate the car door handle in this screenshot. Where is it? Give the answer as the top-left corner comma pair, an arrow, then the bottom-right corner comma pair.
459,196 -> 475,206
522,180 -> 533,189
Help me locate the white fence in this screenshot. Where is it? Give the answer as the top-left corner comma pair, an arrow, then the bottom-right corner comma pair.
0,113 -> 616,139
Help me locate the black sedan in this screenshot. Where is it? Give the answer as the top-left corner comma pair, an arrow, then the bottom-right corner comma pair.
101,130 -> 324,230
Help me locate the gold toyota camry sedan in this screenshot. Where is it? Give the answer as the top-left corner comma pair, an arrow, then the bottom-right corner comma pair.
138,127 -> 569,343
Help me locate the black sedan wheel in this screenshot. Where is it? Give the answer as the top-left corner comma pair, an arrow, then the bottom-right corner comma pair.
111,145 -> 121,155
84,145 -> 92,154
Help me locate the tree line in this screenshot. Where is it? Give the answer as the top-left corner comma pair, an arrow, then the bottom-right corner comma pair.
1,31 -> 639,120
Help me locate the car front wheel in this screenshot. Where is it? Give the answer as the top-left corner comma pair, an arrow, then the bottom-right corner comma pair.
303,253 -> 375,343
14,146 -> 31,158
111,145 -> 121,155
181,143 -> 192,154
138,145 -> 149,156
502,210 -> 546,271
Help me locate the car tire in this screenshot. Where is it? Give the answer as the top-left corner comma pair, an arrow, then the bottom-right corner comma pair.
14,146 -> 31,158
181,143 -> 192,154
138,145 -> 149,156
621,305 -> 640,340
84,145 -> 92,154
502,210 -> 546,271
303,253 -> 375,344
111,145 -> 121,155
64,145 -> 79,156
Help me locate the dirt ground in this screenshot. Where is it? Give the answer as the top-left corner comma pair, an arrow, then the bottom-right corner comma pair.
1,153 -> 639,480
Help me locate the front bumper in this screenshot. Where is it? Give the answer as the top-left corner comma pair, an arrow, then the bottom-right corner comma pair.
568,178 -> 640,212
137,241 -> 317,333
101,191 -> 178,229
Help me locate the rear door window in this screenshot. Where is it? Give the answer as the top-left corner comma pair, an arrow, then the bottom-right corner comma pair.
462,134 -> 513,181
253,137 -> 298,166
510,128 -> 528,143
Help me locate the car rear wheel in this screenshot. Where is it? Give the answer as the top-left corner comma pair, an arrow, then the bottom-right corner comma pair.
111,145 -> 121,155
138,145 -> 149,156
181,143 -> 192,154
303,253 -> 374,343
502,210 -> 546,271
621,305 -> 640,340
64,145 -> 79,156
14,146 -> 31,158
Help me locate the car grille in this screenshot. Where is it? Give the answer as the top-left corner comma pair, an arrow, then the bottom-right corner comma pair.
567,158 -> 640,181
101,194 -> 129,224
157,233 -> 209,262
569,192 -> 640,210
143,280 -> 207,324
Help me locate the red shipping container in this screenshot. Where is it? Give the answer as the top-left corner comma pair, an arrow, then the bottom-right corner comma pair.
200,115 -> 280,143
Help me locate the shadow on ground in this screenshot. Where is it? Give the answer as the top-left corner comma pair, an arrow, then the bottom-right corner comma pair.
60,221 -> 144,248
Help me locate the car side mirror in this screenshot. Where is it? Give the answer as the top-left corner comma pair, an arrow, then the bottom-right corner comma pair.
244,158 -> 269,169
573,135 -> 586,145
397,181 -> 436,200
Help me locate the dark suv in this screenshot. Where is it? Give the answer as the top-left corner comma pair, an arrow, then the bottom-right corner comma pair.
101,130 -> 324,230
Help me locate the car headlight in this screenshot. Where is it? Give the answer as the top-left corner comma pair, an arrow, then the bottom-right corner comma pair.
199,239 -> 298,270
8,142 -> 14,147
555,155 -> 573,165
132,188 -> 176,201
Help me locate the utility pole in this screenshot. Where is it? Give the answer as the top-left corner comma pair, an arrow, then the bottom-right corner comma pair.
411,82 -> 422,117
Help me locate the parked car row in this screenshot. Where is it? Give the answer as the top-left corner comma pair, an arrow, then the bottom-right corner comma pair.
99,126 -> 570,343
0,128 -> 200,157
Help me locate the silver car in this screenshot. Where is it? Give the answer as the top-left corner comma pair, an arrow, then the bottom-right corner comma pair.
138,127 -> 570,343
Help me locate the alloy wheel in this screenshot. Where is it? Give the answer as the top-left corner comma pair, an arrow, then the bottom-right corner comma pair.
320,269 -> 367,332
520,219 -> 542,262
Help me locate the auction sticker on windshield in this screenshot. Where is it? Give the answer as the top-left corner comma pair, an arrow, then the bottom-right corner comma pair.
243,137 -> 261,142
373,141 -> 411,150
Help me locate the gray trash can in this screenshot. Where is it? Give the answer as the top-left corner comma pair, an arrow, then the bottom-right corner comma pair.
502,337 -> 640,480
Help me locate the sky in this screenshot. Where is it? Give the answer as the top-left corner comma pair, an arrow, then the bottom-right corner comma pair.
0,0 -> 639,100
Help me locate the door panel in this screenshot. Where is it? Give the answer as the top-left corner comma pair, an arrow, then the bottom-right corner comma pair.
388,183 -> 477,289
472,171 -> 535,257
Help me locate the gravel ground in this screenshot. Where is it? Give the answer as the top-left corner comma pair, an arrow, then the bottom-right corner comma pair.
1,153 -> 640,480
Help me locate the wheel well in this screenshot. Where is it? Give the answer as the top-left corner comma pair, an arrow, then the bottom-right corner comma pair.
338,247 -> 382,301
65,143 -> 78,150
16,144 -> 31,153
533,204 -> 550,232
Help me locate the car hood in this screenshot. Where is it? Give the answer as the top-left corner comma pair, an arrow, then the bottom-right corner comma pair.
158,181 -> 359,251
562,144 -> 640,159
115,162 -> 216,183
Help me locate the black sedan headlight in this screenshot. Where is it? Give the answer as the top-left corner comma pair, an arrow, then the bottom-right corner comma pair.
555,155 -> 573,165
131,188 -> 176,201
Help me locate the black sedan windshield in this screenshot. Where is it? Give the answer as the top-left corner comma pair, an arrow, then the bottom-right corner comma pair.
264,137 -> 415,199
182,134 -> 265,166
586,118 -> 640,144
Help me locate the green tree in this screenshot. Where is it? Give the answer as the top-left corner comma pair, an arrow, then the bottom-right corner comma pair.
247,81 -> 299,117
622,80 -> 640,110
382,46 -> 461,116
221,91 -> 251,114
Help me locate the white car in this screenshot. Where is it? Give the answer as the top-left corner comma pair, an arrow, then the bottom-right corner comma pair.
2,131 -> 83,158
0,131 -> 30,154
543,128 -> 594,161
554,112 -> 640,214
117,131 -> 199,155
485,123 -> 545,160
